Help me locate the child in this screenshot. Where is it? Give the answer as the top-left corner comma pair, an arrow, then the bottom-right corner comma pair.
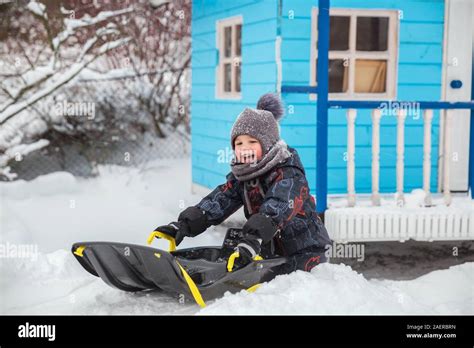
155,93 -> 332,273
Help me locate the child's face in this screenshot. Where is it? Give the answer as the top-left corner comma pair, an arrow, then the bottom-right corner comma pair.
234,135 -> 263,164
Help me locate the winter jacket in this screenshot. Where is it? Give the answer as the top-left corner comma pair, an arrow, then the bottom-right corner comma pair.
193,147 -> 332,257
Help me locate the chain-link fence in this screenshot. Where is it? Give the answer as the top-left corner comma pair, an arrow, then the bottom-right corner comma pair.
9,130 -> 190,181
6,74 -> 191,181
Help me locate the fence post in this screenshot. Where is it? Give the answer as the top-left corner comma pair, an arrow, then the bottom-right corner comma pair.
396,109 -> 406,205
443,110 -> 452,206
371,108 -> 382,206
316,0 -> 330,213
423,109 -> 433,206
471,110 -> 474,198
347,109 -> 357,207
471,116 -> 474,198
470,54 -> 474,199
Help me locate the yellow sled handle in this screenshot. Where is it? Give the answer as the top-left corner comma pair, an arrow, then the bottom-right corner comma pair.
147,231 -> 177,252
227,251 -> 263,272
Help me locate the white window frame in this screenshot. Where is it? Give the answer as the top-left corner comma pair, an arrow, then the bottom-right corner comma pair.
310,8 -> 399,100
215,15 -> 242,100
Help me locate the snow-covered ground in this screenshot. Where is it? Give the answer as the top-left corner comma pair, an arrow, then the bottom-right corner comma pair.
1,159 -> 473,314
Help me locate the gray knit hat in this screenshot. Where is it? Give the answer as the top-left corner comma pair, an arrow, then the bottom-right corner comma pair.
230,93 -> 284,155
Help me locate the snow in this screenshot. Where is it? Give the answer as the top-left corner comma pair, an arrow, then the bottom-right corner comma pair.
0,36 -> 130,125
53,7 -> 133,50
328,188 -> 474,211
149,0 -> 171,8
78,67 -> 168,82
1,138 -> 49,166
63,7 -> 133,31
0,138 -> 50,180
17,65 -> 55,89
1,159 -> 473,314
27,1 -> 47,19
199,263 -> 473,315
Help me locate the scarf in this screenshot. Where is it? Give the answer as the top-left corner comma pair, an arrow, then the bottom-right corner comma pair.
230,140 -> 291,182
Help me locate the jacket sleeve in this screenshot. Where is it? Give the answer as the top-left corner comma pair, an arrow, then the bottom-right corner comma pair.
195,172 -> 243,226
258,166 -> 311,232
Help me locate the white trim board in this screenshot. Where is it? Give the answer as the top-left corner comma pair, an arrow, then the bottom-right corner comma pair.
439,0 -> 473,192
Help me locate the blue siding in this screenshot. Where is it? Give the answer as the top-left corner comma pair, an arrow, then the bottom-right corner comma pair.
279,0 -> 444,194
192,0 -> 278,189
191,0 -> 445,197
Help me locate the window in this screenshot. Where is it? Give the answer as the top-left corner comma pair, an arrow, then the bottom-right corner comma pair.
216,16 -> 242,99
310,9 -> 398,99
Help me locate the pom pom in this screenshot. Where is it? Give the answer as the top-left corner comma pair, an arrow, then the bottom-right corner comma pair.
256,93 -> 284,121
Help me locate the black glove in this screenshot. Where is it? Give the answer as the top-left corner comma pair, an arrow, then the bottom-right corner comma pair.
154,221 -> 188,246
154,206 -> 209,247
177,206 -> 209,237
234,234 -> 262,269
242,213 -> 278,243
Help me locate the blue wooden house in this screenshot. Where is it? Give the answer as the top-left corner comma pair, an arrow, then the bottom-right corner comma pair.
190,0 -> 474,241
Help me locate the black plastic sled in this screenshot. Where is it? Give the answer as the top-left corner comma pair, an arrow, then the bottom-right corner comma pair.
71,228 -> 288,307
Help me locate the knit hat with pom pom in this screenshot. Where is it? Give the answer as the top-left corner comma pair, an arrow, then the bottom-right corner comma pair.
230,93 -> 284,155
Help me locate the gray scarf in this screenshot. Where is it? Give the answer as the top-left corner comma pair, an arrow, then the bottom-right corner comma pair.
230,140 -> 291,182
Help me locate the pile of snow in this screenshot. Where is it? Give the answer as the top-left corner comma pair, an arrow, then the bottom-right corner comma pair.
0,159 -> 223,252
0,158 -> 231,314
2,248 -> 471,315
199,263 -> 473,315
1,159 -> 473,314
0,249 -> 196,315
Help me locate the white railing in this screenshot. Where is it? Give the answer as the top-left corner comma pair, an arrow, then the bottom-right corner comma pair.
328,105 -> 474,242
325,208 -> 474,242
345,108 -> 450,207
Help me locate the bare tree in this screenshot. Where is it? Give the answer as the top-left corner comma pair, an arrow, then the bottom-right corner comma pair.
0,0 -> 191,179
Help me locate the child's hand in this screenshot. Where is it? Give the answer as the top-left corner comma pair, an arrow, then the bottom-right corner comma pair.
242,213 -> 278,244
153,222 -> 187,246
154,207 -> 208,247
234,234 -> 262,268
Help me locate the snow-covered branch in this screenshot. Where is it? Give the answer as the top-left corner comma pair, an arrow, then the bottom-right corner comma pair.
0,1 -> 132,110
52,6 -> 133,51
26,0 -> 47,20
0,0 -> 191,180
0,36 -> 131,124
0,1 -> 133,124
0,138 -> 50,180
0,64 -> 55,114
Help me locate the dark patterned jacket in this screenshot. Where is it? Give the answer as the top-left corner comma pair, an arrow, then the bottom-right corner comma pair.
195,147 -> 332,256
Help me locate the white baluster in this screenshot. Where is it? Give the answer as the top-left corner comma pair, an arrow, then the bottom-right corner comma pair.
443,110 -> 452,206
423,109 -> 433,206
396,109 -> 406,205
371,109 -> 382,206
347,109 -> 357,207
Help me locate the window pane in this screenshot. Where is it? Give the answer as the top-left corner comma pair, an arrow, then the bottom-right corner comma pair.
356,17 -> 389,51
354,59 -> 387,93
235,24 -> 241,56
328,59 -> 348,93
224,26 -> 232,58
315,59 -> 349,92
330,16 -> 350,51
224,63 -> 232,92
235,64 -> 241,92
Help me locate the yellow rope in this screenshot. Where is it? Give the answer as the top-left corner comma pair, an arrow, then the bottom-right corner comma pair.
176,261 -> 206,308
